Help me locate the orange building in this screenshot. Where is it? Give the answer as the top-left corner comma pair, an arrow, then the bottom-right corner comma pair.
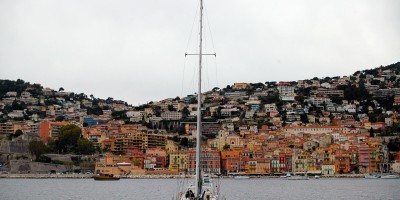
334,155 -> 351,174
38,121 -> 67,143
95,153 -> 145,175
221,149 -> 241,175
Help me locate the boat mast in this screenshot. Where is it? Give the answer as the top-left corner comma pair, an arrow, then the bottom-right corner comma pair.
293,148 -> 296,176
195,0 -> 204,198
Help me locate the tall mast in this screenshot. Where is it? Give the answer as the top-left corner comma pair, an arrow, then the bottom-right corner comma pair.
195,0 -> 204,198
293,148 -> 296,175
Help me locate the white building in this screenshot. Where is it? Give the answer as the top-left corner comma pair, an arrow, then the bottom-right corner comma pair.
161,111 -> 182,120
277,82 -> 296,101
8,110 -> 24,118
265,103 -> 277,112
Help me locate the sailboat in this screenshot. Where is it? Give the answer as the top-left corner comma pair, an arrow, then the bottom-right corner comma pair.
176,1 -> 222,199
288,148 -> 309,180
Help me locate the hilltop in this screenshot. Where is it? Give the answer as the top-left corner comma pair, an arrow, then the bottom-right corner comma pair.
1,62 -> 400,127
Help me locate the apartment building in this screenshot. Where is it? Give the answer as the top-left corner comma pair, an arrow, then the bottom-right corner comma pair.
161,111 -> 182,120
111,133 -> 167,153
187,148 -> 220,175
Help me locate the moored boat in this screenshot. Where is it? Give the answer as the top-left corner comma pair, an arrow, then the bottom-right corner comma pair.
380,174 -> 400,179
288,175 -> 309,180
280,173 -> 291,178
234,175 -> 250,180
364,174 -> 379,179
93,174 -> 120,181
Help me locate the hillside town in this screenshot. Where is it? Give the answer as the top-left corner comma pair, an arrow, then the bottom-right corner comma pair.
1,62 -> 400,177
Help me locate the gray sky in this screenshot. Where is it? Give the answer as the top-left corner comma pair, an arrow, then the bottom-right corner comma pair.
1,0 -> 399,105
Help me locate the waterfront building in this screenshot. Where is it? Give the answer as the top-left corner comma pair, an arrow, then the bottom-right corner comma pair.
168,150 -> 188,172
358,144 -> 378,173
187,148 -> 220,175
321,164 -> 335,175
95,153 -> 145,175
334,155 -> 351,174
221,149 -> 241,175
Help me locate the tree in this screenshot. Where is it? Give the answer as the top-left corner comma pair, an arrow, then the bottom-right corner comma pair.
180,137 -> 189,147
295,95 -> 305,105
387,138 -> 400,152
330,95 -> 343,105
12,100 -> 26,110
300,114 -> 309,124
369,128 -> 375,137
189,97 -> 198,104
14,129 -> 23,137
87,106 -> 104,115
153,106 -> 162,117
111,111 -> 128,120
58,124 -> 82,153
182,107 -> 190,117
212,87 -> 220,92
59,87 -> 64,92
223,144 -> 230,150
9,129 -> 23,140
168,104 -> 176,111
29,140 -> 48,161
55,115 -> 65,122
76,138 -> 95,155
172,135 -> 181,142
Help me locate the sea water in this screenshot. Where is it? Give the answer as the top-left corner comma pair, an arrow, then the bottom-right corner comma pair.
0,178 -> 399,200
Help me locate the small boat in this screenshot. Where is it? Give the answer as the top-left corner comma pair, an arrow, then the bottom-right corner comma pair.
234,175 -> 250,180
314,175 -> 320,179
280,173 -> 291,178
380,174 -> 400,179
364,174 -> 379,179
288,175 -> 309,180
93,174 -> 120,181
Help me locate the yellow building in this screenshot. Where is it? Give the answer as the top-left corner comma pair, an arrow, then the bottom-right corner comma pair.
168,151 -> 188,172
293,153 -> 308,173
112,133 -> 167,153
165,140 -> 179,153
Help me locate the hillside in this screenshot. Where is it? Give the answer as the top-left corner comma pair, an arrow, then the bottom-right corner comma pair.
1,62 -> 399,126
1,61 -> 400,175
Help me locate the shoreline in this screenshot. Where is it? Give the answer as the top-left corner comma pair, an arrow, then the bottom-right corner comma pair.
0,173 -> 367,179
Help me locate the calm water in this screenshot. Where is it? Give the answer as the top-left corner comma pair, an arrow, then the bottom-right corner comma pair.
0,178 -> 399,200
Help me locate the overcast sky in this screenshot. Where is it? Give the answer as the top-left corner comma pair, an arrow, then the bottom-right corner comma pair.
1,0 -> 399,105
